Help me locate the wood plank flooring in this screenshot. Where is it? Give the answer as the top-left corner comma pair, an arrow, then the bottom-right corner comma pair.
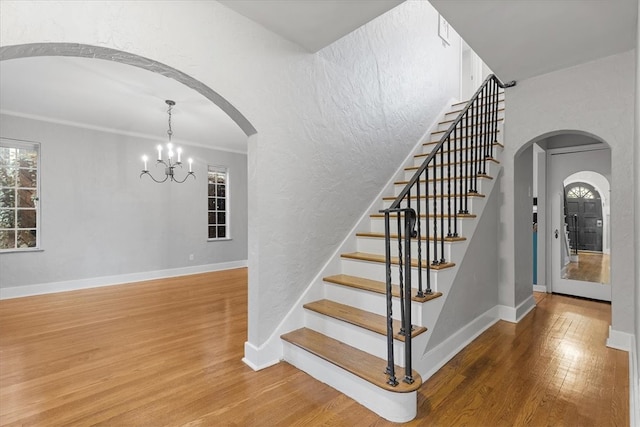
0,269 -> 628,426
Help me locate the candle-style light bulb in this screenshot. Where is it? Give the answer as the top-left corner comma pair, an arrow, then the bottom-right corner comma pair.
142,155 -> 148,171
188,158 -> 193,173
177,147 -> 182,163
157,145 -> 162,160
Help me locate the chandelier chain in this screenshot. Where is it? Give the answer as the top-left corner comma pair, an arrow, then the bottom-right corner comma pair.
167,102 -> 173,141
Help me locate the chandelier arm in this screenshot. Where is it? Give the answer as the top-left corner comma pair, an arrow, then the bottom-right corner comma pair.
171,172 -> 196,184
140,170 -> 169,183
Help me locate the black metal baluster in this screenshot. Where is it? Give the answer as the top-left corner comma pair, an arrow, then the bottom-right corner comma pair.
482,85 -> 489,175
397,208 -> 405,337
424,169 -> 432,294
416,170 -> 424,298
453,126 -> 459,237
403,209 -> 415,384
446,135 -> 452,238
439,148 -> 445,264
432,157 -> 439,265
383,210 -> 397,386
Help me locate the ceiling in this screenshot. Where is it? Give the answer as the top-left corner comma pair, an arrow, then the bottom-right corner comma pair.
0,1 -> 403,155
430,0 -> 638,82
219,0 -> 404,53
2,0 -> 636,151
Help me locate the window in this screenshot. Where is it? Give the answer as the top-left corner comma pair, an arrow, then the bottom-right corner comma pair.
208,166 -> 228,239
0,139 -> 40,251
567,186 -> 594,199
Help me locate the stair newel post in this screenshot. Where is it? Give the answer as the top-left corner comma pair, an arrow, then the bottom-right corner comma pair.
383,209 -> 398,386
403,208 -> 416,384
470,96 -> 478,194
491,78 -> 498,156
424,169 -> 432,295
464,109 -> 470,212
416,171 -> 424,298
439,148 -> 445,264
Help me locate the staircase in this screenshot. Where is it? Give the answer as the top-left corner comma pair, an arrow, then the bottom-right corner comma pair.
281,76 -> 511,423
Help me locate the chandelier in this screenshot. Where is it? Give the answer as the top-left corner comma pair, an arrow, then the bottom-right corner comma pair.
140,100 -> 195,183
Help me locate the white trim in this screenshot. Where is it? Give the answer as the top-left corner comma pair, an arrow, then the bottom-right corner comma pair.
533,284 -> 547,293
419,306 -> 500,380
0,260 -> 247,299
606,326 -> 633,351
242,99 -> 459,370
629,335 -> 638,427
497,294 -> 537,323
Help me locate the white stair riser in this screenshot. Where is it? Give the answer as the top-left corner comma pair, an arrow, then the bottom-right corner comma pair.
304,311 -> 407,364
323,282 -> 425,325
393,178 -> 492,196
369,217 -> 473,235
282,341 -> 418,423
356,237 -> 466,261
436,119 -> 504,133
340,258 -> 456,293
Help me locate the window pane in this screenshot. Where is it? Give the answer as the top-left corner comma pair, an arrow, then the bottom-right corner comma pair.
217,226 -> 226,238
17,230 -> 36,248
0,209 -> 15,228
216,198 -> 225,210
0,230 -> 15,249
18,169 -> 37,188
208,184 -> 216,196
217,212 -> 225,225
0,167 -> 17,187
17,189 -> 36,208
0,189 -> 15,208
208,212 -> 216,224
18,148 -> 37,168
208,198 -> 216,210
217,185 -> 226,197
17,209 -> 36,228
216,174 -> 225,184
208,226 -> 217,239
0,147 -> 17,167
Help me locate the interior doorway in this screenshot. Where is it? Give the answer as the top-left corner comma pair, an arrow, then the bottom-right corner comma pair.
564,181 -> 603,252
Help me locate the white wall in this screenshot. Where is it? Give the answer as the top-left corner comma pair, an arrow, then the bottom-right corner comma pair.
0,1 -> 462,349
503,51 -> 635,336
0,114 -> 248,294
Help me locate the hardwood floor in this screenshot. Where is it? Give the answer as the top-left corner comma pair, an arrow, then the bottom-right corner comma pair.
564,251 -> 611,284
0,269 -> 628,426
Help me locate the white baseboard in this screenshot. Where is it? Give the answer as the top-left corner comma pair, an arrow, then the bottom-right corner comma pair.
419,306 -> 500,381
497,294 -> 536,323
0,260 -> 248,300
242,341 -> 281,371
606,326 -> 633,351
533,284 -> 547,293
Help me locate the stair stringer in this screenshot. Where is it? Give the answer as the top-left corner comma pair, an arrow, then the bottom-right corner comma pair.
242,99 -> 459,371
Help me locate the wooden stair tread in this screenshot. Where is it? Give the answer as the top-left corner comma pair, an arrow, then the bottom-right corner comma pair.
356,231 -> 466,242
394,174 -> 493,185
341,252 -> 455,270
281,328 -> 422,392
324,274 -> 443,303
382,193 -> 484,201
405,157 -> 500,171
303,299 -> 427,341
371,212 -> 476,219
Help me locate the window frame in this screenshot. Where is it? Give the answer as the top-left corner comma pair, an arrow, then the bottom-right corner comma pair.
0,138 -> 41,252
207,165 -> 231,241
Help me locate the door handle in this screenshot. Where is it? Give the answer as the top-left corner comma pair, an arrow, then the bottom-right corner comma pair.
554,229 -> 559,239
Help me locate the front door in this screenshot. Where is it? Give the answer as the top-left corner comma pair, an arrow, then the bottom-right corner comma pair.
564,182 -> 603,252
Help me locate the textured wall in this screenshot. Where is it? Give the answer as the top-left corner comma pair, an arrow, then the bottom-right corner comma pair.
503,51 -> 635,333
0,0 -> 461,346
0,114 -> 248,289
